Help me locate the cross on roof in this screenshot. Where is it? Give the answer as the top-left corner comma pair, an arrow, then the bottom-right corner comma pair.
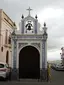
27,7 -> 32,16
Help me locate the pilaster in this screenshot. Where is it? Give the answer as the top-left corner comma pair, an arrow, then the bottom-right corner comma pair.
11,39 -> 18,80
41,31 -> 48,81
35,19 -> 37,34
21,20 -> 24,33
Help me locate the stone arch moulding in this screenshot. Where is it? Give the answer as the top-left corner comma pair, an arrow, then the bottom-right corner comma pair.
18,43 -> 40,53
31,43 -> 40,52
18,43 -> 28,51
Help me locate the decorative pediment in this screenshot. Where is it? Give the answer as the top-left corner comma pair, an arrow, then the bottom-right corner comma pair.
24,15 -> 35,21
20,7 -> 39,34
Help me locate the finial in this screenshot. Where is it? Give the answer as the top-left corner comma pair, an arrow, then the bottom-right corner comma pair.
43,22 -> 47,34
61,47 -> 64,50
27,7 -> 32,16
35,15 -> 38,19
21,14 -> 24,19
44,22 -> 46,27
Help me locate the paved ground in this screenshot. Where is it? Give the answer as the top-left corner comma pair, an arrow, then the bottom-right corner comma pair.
0,69 -> 64,85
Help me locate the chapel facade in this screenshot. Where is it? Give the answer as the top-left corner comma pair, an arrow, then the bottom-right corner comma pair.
11,7 -> 48,80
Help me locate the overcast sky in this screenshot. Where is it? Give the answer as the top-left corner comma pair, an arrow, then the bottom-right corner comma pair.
0,0 -> 64,61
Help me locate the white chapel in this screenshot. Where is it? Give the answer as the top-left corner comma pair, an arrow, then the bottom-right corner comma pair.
11,7 -> 48,80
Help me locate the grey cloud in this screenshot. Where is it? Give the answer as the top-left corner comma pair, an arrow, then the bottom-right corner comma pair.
0,0 -> 64,51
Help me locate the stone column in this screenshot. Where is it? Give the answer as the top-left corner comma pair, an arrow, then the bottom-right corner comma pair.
40,23 -> 48,81
35,20 -> 37,34
42,40 -> 46,68
13,39 -> 17,68
41,33 -> 47,81
21,20 -> 24,34
11,39 -> 18,80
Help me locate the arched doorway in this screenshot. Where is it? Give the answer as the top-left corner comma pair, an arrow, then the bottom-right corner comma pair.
6,51 -> 9,64
19,46 -> 40,79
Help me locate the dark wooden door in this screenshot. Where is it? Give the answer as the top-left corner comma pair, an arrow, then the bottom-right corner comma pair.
19,46 -> 40,79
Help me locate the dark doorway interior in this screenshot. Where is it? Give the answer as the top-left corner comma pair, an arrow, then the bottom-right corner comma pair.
19,46 -> 40,79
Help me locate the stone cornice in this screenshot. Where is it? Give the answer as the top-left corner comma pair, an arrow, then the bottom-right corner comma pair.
12,34 -> 43,40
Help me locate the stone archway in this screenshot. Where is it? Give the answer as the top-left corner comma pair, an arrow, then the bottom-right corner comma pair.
19,45 -> 40,79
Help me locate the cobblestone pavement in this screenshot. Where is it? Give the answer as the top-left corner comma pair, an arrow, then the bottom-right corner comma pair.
0,69 -> 64,85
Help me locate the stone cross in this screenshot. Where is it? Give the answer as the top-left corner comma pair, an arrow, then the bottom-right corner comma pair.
27,7 -> 32,16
